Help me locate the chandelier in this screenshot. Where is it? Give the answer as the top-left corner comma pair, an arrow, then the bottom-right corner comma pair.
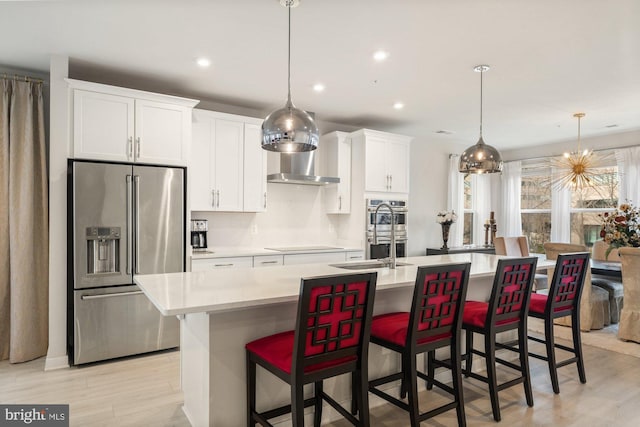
551,113 -> 600,190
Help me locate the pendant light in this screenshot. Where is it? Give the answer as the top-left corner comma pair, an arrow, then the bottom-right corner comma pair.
551,113 -> 600,190
262,0 -> 319,153
459,65 -> 503,174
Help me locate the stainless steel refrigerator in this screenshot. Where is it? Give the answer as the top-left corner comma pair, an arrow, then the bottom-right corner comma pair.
68,160 -> 184,365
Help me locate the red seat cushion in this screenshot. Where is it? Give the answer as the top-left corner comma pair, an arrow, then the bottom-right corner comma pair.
462,301 -> 519,328
370,312 -> 451,347
529,293 -> 572,315
246,330 -> 356,375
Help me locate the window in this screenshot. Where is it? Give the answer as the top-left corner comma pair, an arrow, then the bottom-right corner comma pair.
520,162 -> 551,253
569,163 -> 618,248
463,174 -> 473,244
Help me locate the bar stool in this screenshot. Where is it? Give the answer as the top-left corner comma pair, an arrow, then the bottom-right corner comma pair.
245,272 -> 377,427
368,262 -> 471,427
526,252 -> 590,394
461,257 -> 538,422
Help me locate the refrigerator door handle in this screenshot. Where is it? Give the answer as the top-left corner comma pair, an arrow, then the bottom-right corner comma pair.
126,175 -> 133,275
134,175 -> 141,274
81,290 -> 144,300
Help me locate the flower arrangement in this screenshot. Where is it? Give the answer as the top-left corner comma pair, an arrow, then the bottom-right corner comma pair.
436,210 -> 457,225
599,203 -> 640,258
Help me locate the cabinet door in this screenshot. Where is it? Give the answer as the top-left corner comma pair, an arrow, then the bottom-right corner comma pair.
191,257 -> 253,270
364,135 -> 389,192
135,99 -> 190,166
284,252 -> 346,265
213,119 -> 244,211
386,138 -> 410,193
243,123 -> 267,212
253,255 -> 283,267
322,133 -> 351,214
73,90 -> 134,162
190,118 -> 215,210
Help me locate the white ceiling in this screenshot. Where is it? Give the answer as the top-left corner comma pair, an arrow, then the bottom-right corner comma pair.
2,0 -> 639,150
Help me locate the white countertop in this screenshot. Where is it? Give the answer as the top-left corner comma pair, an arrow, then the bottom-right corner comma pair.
135,254 -> 556,316
191,246 -> 364,259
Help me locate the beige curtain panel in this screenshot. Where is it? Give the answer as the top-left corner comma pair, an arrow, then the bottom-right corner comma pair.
0,78 -> 49,363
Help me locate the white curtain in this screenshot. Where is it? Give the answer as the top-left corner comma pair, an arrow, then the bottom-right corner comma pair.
472,174 -> 492,245
550,167 -> 571,243
615,146 -> 640,206
447,155 -> 464,247
0,78 -> 48,363
500,161 -> 522,236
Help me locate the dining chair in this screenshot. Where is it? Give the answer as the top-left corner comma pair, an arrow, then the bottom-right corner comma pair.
368,262 -> 471,427
461,257 -> 538,422
591,240 -> 624,323
245,272 -> 377,427
494,236 -> 548,291
524,252 -> 590,394
543,242 -> 609,330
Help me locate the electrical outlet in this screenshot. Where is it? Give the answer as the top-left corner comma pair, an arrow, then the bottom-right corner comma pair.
251,224 -> 258,235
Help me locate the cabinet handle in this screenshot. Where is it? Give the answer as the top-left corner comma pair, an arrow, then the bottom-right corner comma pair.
349,255 -> 362,259
214,263 -> 233,267
338,195 -> 342,210
211,189 -> 216,207
217,190 -> 220,208
386,174 -> 390,190
128,136 -> 133,159
263,192 -> 267,209
389,174 -> 393,190
135,137 -> 141,159
260,260 -> 278,265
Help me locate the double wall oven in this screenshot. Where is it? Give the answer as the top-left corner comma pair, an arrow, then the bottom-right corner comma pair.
366,199 -> 408,259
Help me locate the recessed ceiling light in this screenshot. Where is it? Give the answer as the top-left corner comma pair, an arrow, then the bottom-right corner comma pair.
373,50 -> 389,61
196,57 -> 211,68
313,83 -> 325,92
393,102 -> 404,110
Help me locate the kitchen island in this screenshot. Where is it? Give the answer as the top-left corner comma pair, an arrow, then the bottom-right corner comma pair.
135,253 -> 554,427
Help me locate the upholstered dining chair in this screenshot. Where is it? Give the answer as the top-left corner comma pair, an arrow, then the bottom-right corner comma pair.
618,247 -> 640,343
494,236 -> 548,291
245,272 -> 377,427
522,252 -> 590,394
461,257 -> 538,422
368,263 -> 471,427
591,240 -> 624,323
543,243 -> 610,330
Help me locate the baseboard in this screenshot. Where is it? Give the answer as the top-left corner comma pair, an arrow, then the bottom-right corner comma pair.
44,354 -> 69,371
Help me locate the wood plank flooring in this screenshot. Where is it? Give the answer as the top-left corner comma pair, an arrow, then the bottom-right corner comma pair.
1,334 -> 640,426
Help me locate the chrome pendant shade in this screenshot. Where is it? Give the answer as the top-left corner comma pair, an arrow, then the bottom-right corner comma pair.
262,0 -> 319,153
459,65 -> 503,174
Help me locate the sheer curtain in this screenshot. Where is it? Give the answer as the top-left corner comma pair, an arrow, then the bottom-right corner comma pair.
500,161 -> 522,236
472,174 -> 492,245
616,146 -> 640,205
550,167 -> 571,243
0,78 -> 48,363
447,155 -> 464,247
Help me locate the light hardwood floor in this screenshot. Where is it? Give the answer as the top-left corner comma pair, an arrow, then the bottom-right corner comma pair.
1,334 -> 639,426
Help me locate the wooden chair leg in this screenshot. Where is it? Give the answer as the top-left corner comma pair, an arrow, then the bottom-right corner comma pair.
400,356 -> 408,399
485,333 -> 501,422
314,381 -> 323,427
291,381 -> 305,427
426,350 -> 435,390
405,352 -> 420,427
451,341 -> 467,427
572,312 -> 587,384
464,329 -> 473,377
357,367 -> 371,426
544,318 -> 560,394
246,353 -> 256,427
519,325 -> 534,407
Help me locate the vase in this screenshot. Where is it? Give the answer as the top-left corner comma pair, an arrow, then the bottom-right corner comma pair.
441,222 -> 451,250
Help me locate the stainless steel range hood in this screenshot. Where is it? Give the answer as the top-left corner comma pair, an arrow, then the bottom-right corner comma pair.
267,151 -> 340,185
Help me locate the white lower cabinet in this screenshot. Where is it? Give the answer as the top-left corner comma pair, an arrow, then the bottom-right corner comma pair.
253,255 -> 284,268
191,256 -> 253,271
283,252 -> 347,266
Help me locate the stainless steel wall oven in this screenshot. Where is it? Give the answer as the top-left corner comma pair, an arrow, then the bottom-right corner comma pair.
366,199 -> 408,259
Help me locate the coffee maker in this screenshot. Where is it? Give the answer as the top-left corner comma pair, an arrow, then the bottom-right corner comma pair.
190,219 -> 208,252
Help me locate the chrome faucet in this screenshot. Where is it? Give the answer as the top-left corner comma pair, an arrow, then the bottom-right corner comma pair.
373,202 -> 396,269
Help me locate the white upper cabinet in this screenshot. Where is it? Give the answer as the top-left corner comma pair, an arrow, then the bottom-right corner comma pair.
319,131 -> 352,214
190,109 -> 265,212
351,129 -> 411,194
69,79 -> 198,166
